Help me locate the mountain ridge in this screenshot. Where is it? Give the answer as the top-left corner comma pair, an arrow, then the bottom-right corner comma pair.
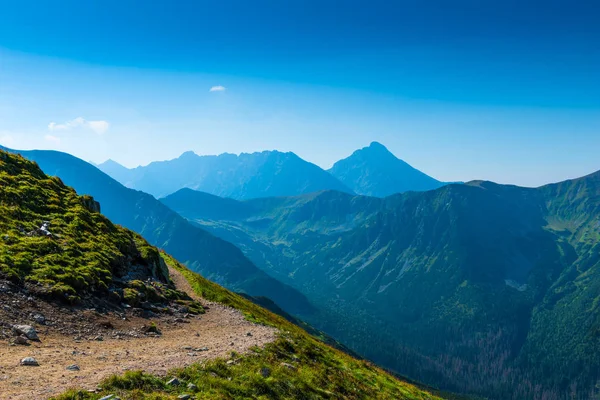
98,149 -> 354,199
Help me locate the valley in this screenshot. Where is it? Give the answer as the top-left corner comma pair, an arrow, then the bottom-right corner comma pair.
161,174 -> 600,399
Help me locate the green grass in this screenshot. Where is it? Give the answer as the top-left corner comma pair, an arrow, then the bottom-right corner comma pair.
0,150 -> 202,311
0,151 -> 167,302
54,253 -> 444,400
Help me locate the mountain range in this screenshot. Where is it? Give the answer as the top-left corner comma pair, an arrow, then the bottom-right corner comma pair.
161,172 -> 600,400
97,142 -> 448,199
5,142 -> 600,399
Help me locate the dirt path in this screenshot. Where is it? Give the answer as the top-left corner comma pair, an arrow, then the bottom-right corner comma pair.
0,268 -> 277,399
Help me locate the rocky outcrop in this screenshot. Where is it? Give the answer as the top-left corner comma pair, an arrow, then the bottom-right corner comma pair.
80,195 -> 101,213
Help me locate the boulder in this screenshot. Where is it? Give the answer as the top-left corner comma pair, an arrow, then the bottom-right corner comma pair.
166,377 -> 180,386
20,357 -> 39,366
13,325 -> 39,341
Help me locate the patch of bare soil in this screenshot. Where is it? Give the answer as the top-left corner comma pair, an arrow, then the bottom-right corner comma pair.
0,268 -> 277,399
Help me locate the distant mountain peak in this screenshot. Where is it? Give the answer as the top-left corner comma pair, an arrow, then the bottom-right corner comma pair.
328,142 -> 446,197
99,159 -> 126,168
367,141 -> 390,152
178,150 -> 198,159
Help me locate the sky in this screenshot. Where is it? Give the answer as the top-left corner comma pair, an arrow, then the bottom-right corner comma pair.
0,0 -> 599,186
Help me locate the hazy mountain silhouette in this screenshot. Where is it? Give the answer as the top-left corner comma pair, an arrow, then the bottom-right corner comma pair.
98,150 -> 353,199
328,142 -> 448,196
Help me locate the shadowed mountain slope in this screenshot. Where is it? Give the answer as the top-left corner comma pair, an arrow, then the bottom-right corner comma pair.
162,172 -> 600,400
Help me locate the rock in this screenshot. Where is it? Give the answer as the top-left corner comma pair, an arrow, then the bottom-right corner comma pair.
178,395 -> 191,400
13,325 -> 39,341
33,314 -> 46,325
247,332 -> 253,336
280,362 -> 297,371
260,367 -> 271,378
20,357 -> 39,366
187,383 -> 198,391
99,395 -> 115,400
10,335 -> 29,346
166,377 -> 180,386
94,335 -> 104,341
66,364 -> 80,371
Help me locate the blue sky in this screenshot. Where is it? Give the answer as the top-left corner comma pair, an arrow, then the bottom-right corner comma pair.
0,0 -> 599,186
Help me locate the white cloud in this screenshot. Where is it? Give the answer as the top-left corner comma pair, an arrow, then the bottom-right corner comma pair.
44,134 -> 61,144
209,85 -> 226,92
48,117 -> 110,134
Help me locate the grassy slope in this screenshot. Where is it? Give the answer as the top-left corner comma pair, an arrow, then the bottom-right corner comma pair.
6,147 -> 315,316
56,253 -> 446,400
0,151 -> 171,301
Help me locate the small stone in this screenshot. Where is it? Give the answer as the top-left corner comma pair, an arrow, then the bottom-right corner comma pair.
33,314 -> 46,325
247,332 -> 253,336
20,357 -> 39,366
13,325 -> 39,341
187,383 -> 198,391
166,377 -> 180,386
94,335 -> 104,341
66,364 -> 80,371
178,395 -> 191,400
260,367 -> 271,378
99,395 -> 115,400
280,362 -> 297,371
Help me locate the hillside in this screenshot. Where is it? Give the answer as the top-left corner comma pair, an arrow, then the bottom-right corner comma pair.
0,150 -> 443,400
162,174 -> 600,400
98,150 -> 354,199
328,142 -> 448,196
2,146 -> 314,316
